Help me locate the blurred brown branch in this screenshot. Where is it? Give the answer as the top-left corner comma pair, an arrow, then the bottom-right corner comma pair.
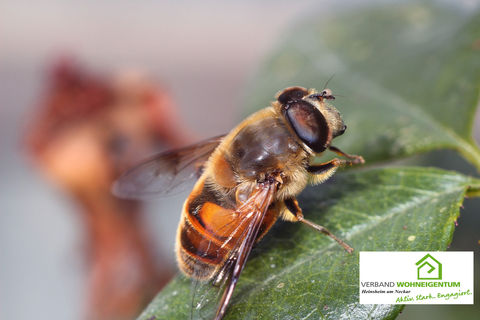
25,57 -> 192,320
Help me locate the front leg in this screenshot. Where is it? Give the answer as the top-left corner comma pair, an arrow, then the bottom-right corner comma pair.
307,158 -> 352,185
329,145 -> 364,163
307,148 -> 364,184
284,198 -> 353,253
307,157 -> 362,173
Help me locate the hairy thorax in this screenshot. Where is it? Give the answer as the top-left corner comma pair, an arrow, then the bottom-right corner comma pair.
205,107 -> 311,203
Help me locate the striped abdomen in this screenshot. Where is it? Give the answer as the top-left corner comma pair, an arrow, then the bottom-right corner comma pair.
176,176 -> 278,280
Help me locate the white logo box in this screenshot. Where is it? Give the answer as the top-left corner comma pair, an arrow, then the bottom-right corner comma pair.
359,251 -> 474,304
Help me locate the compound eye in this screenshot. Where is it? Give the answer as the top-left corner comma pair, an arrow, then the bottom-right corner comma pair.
284,100 -> 330,153
276,87 -> 309,104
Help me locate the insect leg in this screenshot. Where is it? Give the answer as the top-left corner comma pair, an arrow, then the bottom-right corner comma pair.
307,158 -> 350,185
284,198 -> 353,253
328,146 -> 364,164
307,156 -> 360,174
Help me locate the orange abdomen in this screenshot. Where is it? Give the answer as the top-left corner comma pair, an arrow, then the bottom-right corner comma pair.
176,177 -> 278,280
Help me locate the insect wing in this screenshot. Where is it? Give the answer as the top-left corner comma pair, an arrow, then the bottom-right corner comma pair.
112,135 -> 224,199
214,181 -> 276,319
189,180 -> 277,320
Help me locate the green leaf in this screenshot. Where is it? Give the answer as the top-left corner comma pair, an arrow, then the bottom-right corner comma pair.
243,2 -> 480,170
137,167 -> 480,320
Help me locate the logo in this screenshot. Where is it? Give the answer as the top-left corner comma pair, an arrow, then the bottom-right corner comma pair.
416,253 -> 442,280
359,252 -> 473,304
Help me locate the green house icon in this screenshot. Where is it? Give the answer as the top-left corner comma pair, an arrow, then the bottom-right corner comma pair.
416,254 -> 442,280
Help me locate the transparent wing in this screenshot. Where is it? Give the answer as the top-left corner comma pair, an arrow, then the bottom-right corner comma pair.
213,180 -> 277,320
112,135 -> 225,199
191,180 -> 278,320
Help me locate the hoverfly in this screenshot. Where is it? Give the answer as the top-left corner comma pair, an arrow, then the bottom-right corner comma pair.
113,86 -> 364,319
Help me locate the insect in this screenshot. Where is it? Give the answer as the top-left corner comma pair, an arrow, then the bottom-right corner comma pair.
113,86 -> 364,319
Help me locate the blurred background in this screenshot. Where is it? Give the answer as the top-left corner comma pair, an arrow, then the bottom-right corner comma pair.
1,1 -> 479,320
